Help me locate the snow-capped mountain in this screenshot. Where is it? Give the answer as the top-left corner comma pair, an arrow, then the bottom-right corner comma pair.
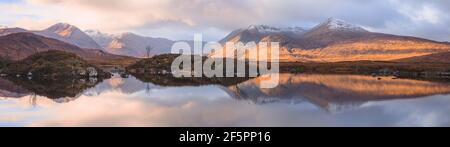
34,23 -> 102,49
213,17 -> 450,62
298,18 -> 372,49
219,25 -> 307,44
86,30 -> 175,57
247,25 -> 306,34
313,18 -> 367,32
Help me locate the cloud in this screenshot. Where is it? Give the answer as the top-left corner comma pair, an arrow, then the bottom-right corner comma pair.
0,0 -> 449,41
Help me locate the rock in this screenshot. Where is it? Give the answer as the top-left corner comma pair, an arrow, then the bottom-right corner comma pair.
77,69 -> 87,76
78,79 -> 86,84
86,67 -> 98,77
87,77 -> 98,85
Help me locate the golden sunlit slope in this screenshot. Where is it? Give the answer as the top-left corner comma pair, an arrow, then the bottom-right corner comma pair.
287,38 -> 450,62
213,18 -> 450,62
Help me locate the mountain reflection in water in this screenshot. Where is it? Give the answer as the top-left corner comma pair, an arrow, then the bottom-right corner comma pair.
1,74 -> 450,127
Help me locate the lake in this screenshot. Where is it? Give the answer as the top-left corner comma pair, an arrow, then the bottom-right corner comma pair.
1,73 -> 450,127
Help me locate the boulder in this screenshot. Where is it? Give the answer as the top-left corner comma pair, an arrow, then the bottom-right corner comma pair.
86,67 -> 98,77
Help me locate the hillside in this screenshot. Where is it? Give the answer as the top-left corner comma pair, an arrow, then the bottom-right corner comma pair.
0,27 -> 27,36
1,50 -> 110,78
395,52 -> 450,63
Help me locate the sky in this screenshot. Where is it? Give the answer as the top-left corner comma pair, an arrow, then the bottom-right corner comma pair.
0,0 -> 449,41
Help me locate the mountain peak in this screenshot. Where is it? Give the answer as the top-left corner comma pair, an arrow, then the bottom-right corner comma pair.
247,24 -> 306,33
45,23 -> 81,37
48,22 -> 76,29
0,25 -> 7,29
315,18 -> 367,32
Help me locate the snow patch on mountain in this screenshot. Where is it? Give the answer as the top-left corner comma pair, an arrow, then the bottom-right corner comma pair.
318,18 -> 367,32
247,25 -> 306,34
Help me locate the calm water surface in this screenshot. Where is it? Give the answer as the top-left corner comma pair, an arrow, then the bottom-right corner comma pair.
1,74 -> 450,127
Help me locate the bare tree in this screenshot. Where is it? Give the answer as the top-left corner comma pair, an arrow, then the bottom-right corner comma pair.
146,45 -> 153,58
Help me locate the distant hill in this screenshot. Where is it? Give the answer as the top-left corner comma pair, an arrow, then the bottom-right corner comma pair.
0,27 -> 27,36
0,23 -> 102,49
0,33 -> 137,66
86,30 -> 174,57
86,30 -> 207,57
0,32 -> 86,60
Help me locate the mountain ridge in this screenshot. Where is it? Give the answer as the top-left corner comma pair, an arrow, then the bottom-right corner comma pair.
88,31 -> 175,57
34,23 -> 102,49
0,27 -> 28,37
2,19 -> 450,62
219,24 -> 307,44
213,17 -> 450,62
